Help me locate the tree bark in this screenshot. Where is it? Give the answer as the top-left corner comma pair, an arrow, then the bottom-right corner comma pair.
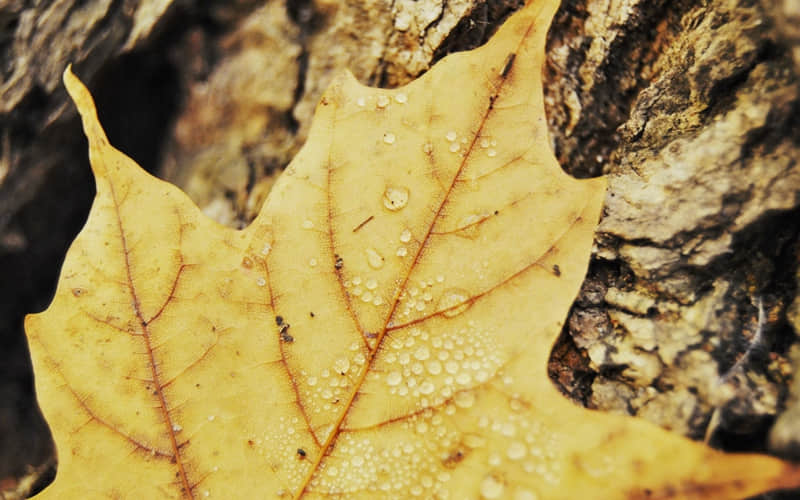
1,0 -> 798,497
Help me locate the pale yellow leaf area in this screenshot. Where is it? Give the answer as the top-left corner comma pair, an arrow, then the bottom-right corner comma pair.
24,1 -> 800,499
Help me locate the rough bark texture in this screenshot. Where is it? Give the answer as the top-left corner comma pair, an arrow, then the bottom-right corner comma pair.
0,0 -> 798,497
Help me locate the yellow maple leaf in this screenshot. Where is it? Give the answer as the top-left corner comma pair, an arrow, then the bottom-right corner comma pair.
25,1 -> 800,498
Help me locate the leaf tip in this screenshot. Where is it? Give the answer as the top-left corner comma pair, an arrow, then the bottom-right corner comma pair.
62,64 -> 111,157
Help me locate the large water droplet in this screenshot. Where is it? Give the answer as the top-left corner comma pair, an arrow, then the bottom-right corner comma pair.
454,390 -> 476,408
480,475 -> 505,499
514,490 -> 539,500
463,433 -> 486,448
333,357 -> 350,375
365,247 -> 384,269
438,288 -> 471,317
400,228 -> 412,243
386,371 -> 402,386
383,186 -> 409,211
418,381 -> 435,395
507,441 -> 527,460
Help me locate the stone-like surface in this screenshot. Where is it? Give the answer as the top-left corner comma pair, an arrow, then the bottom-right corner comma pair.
548,0 -> 800,461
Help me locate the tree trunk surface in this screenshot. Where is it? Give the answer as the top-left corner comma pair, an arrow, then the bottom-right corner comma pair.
1,0 -> 798,497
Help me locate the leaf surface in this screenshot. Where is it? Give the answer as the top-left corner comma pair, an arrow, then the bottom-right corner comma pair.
26,1 -> 800,498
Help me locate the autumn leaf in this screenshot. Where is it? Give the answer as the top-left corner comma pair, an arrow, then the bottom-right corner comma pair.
24,1 -> 800,498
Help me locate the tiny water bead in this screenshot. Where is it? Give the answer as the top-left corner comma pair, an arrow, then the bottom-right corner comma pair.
302,219 -> 314,229
382,185 -> 409,211
400,228 -> 412,243
383,132 -> 396,145
395,93 -> 408,104
437,288 -> 471,317
376,95 -> 390,108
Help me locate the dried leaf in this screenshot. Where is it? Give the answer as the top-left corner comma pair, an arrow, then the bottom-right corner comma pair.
25,1 -> 800,498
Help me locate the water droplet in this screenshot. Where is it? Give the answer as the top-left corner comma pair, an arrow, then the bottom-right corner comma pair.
386,371 -> 402,386
397,247 -> 408,257
456,373 -> 472,385
256,277 -> 266,287
395,93 -> 408,103
515,490 -> 538,500
438,288 -> 471,317
436,275 -> 445,283
302,219 -> 314,229
481,475 -> 505,499
501,422 -> 516,437
334,358 -> 350,375
422,142 -> 433,154
208,415 -> 216,422
414,346 -> 430,361
446,131 -> 457,141
426,360 -> 442,375
365,278 -> 378,290
172,424 -> 183,432
458,434 -> 484,450
365,247 -> 384,269
361,291 -> 374,303
383,186 -> 409,211
480,137 -> 490,148
507,442 -> 527,460
308,258 -> 317,267
261,243 -> 272,255
373,296 -> 384,306
307,376 -> 318,386
419,381 -> 435,395
376,95 -> 390,108
454,391 -> 475,408
487,149 -> 497,157
357,96 -> 366,107
449,142 -> 460,153
383,132 -> 396,144
352,276 -> 362,285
